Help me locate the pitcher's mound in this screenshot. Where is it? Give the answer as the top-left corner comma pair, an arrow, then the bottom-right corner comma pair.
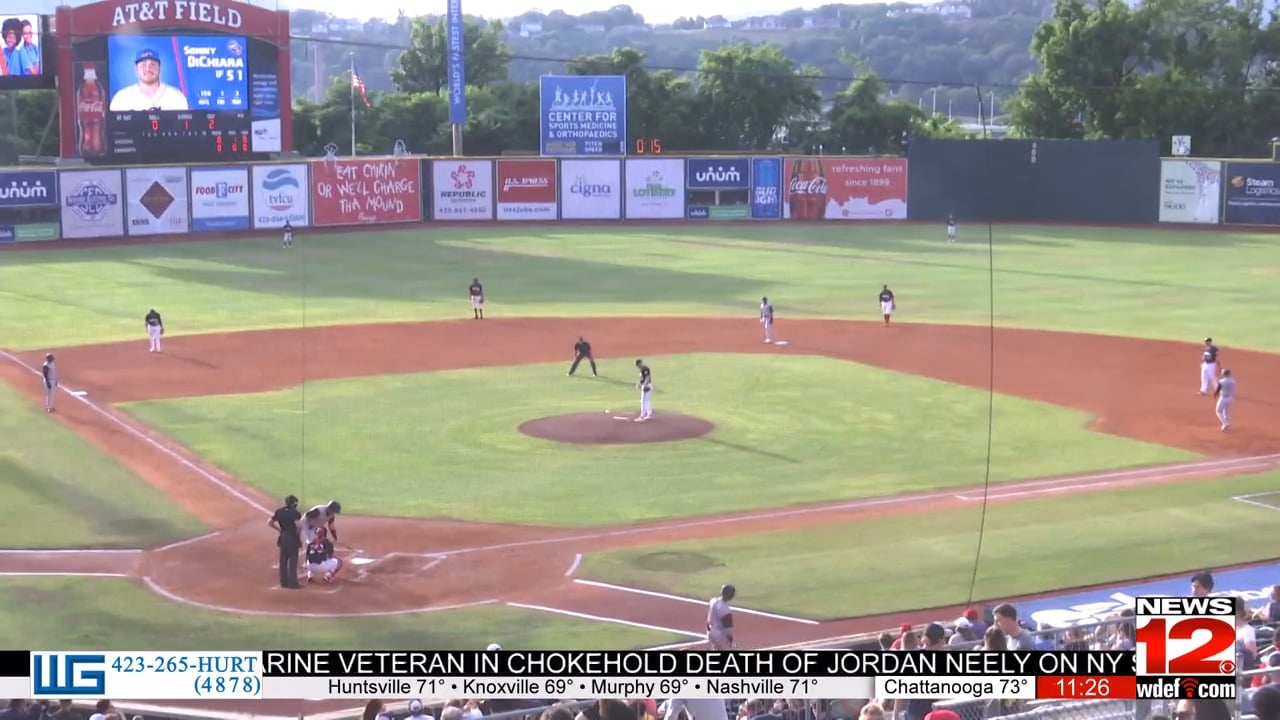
518,412 -> 715,445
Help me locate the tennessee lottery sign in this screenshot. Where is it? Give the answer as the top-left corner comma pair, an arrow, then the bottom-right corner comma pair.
539,75 -> 626,157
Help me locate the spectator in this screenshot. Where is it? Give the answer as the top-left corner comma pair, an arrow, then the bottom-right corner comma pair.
87,701 -> 120,720
1191,571 -> 1215,597
922,711 -> 960,720
441,707 -> 465,720
1173,698 -> 1232,720
1033,623 -> 1057,650
1238,596 -> 1260,671
24,701 -> 49,720
877,633 -> 894,651
899,631 -> 920,650
541,707 -> 575,720
1,701 -> 26,720
362,701 -> 385,720
598,700 -> 636,720
922,623 -> 948,650
663,699 -> 727,720
1253,684 -> 1280,720
1062,628 -> 1089,651
741,700 -> 783,720
890,624 -> 913,650
826,700 -> 861,720
962,607 -> 987,637
894,629 -> 945,720
857,704 -> 884,720
406,700 -> 433,720
1256,585 -> 1280,622
1110,622 -> 1136,651
981,625 -> 1007,651
949,618 -> 976,646
993,604 -> 1036,650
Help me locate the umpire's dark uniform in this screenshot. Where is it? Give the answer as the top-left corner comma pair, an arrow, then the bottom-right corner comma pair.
568,337 -> 597,377
270,495 -> 303,589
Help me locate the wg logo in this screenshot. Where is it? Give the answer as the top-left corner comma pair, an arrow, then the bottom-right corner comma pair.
32,654 -> 106,695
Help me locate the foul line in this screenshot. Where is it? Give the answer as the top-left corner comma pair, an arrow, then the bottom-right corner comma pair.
0,349 -> 272,515
142,575 -> 498,618
573,579 -> 820,625
0,572 -> 130,578
564,553 -> 582,577
506,601 -> 705,639
154,531 -> 224,553
0,548 -> 142,554
418,453 -> 1280,558
1232,493 -> 1280,513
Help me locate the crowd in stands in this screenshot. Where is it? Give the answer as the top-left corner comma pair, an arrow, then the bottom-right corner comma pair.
1,699 -> 139,720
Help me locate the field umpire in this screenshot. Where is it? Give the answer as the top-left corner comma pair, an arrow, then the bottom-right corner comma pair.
269,494 -> 303,589
567,337 -> 598,377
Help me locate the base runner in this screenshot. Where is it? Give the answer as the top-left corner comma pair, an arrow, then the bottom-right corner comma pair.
707,584 -> 736,650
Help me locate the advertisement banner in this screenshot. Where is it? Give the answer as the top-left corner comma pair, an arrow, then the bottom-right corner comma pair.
624,159 -> 685,219
0,171 -> 58,208
312,158 -> 422,226
252,164 -> 311,229
751,157 -> 783,220
560,160 -> 621,220
1157,160 -> 1221,224
189,167 -> 250,231
446,0 -> 467,125
60,169 -> 125,239
496,159 -> 556,221
433,159 -> 495,221
687,205 -> 750,220
686,158 -> 750,190
125,167 -> 190,236
783,157 -> 908,220
1224,162 -> 1280,226
539,75 -> 627,157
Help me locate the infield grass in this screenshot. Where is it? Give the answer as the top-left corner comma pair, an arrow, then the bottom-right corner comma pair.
0,384 -> 205,548
579,472 -> 1280,620
118,355 -> 1192,526
3,225 -> 1279,351
0,577 -> 681,650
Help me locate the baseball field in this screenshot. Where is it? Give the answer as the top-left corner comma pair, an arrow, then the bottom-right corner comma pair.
3,222 -> 1280,655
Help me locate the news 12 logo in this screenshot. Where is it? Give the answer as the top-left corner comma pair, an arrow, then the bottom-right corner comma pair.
1134,596 -> 1238,700
32,654 -> 107,696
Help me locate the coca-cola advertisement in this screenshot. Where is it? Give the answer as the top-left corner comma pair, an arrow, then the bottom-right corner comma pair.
74,61 -> 108,158
784,157 -> 908,220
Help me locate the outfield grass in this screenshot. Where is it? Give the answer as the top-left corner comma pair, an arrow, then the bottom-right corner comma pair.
119,355 -> 1192,526
4,225 -> 1279,351
0,577 -> 680,650
579,472 -> 1280,619
0,384 -> 205,548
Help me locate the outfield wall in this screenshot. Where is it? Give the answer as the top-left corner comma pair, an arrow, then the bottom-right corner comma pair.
0,152 -> 1275,243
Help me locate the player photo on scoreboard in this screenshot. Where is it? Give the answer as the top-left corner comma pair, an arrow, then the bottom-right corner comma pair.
1,14 -> 42,77
106,34 -> 248,113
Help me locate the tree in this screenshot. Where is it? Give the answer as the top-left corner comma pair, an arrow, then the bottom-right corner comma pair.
566,48 -> 705,150
392,17 -> 512,95
695,44 -> 821,150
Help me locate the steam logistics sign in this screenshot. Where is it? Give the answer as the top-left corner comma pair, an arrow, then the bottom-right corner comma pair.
311,158 -> 422,227
496,159 -> 556,221
190,167 -> 250,231
783,157 -> 908,220
252,164 -> 310,229
540,75 -> 626,157
1223,162 -> 1280,226
624,159 -> 684,219
433,160 -> 494,220
0,170 -> 60,241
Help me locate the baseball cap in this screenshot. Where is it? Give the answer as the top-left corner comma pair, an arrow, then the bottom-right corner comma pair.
964,607 -> 981,621
486,643 -> 502,651
408,700 -> 424,714
135,48 -> 160,64
954,617 -> 972,629
924,711 -> 962,720
898,623 -> 912,633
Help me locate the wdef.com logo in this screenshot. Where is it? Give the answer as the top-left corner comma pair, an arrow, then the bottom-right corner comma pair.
33,654 -> 106,696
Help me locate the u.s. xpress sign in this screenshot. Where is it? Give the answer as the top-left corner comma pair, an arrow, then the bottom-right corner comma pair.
540,75 -> 626,157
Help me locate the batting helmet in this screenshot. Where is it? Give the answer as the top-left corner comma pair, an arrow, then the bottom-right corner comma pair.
328,500 -> 342,514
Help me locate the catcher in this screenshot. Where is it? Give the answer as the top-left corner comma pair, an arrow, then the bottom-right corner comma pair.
879,285 -> 896,327
304,526 -> 343,583
145,308 -> 165,353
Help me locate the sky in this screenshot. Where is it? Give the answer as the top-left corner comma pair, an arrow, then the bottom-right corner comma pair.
279,0 -> 891,24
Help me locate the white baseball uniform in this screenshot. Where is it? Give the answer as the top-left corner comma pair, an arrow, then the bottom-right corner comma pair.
109,82 -> 189,111
1200,344 -> 1219,394
1216,376 -> 1236,430
706,596 -> 733,650
302,504 -> 332,544
760,302 -> 774,342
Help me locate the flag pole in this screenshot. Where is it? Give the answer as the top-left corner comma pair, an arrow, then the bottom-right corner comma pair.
349,54 -> 356,157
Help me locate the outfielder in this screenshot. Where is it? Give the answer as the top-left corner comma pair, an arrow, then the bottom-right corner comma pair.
304,526 -> 343,583
760,297 -> 774,343
707,584 -> 736,650
41,353 -> 56,412
1215,369 -> 1236,432
145,308 -> 164,353
946,213 -> 957,242
282,221 -> 294,249
1199,337 -> 1220,395
879,285 -> 896,326
302,500 -> 342,545
634,359 -> 653,422
469,278 -> 485,320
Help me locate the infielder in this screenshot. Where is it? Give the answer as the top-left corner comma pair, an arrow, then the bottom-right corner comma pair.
634,359 -> 653,422
302,500 -> 342,545
707,584 -> 736,650
568,337 -> 597,377
1215,369 -> 1236,432
145,308 -> 164,353
469,278 -> 485,320
879,284 -> 896,326
282,221 -> 294,249
1199,337 -> 1220,395
946,213 -> 957,242
304,526 -> 343,583
41,353 -> 56,412
760,296 -> 774,343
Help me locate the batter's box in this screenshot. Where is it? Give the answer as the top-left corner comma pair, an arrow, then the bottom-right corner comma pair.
354,552 -> 446,578
1232,491 -> 1280,512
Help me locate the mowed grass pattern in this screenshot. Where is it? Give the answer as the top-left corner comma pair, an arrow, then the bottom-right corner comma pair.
3,225 -> 1279,351
580,472 -> 1280,619
0,577 -> 680,650
119,355 -> 1193,526
0,384 -> 205,548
